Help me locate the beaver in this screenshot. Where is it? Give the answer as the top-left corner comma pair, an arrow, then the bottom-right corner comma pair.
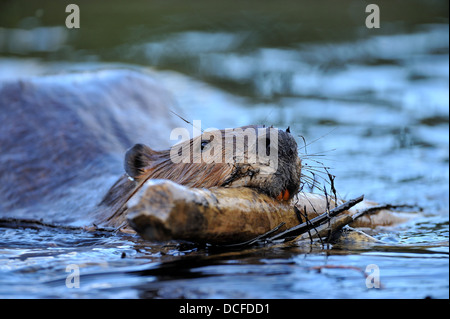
96,125 -> 302,227
0,69 -> 302,228
0,68 -> 410,235
0,69 -> 185,225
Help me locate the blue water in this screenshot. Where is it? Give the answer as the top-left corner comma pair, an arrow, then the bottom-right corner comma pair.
0,1 -> 448,299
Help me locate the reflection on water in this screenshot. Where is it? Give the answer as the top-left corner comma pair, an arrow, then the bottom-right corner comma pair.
0,26 -> 68,54
1,223 -> 448,299
0,0 -> 448,299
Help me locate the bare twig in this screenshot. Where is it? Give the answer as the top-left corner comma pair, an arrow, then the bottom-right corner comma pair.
297,205 -> 324,245
325,167 -> 337,207
267,195 -> 364,242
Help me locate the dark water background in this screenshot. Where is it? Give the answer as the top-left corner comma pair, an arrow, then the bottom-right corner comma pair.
0,0 -> 448,298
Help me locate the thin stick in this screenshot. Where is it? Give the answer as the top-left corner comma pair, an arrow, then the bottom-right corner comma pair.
295,204 -> 324,245
268,195 -> 364,241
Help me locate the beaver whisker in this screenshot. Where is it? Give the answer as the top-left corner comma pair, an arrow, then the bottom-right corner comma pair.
299,182 -> 315,193
298,149 -> 337,157
300,174 -> 322,192
302,174 -> 335,195
301,166 -> 333,177
302,167 -> 332,179
297,128 -> 338,150
301,166 -> 332,180
169,109 -> 204,133
295,130 -> 341,199
300,173 -> 320,183
300,165 -> 337,192
300,162 -> 343,203
302,164 -> 333,169
300,181 -> 322,193
300,156 -> 341,166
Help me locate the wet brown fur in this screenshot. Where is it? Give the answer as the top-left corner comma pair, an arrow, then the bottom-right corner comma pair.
98,125 -> 302,225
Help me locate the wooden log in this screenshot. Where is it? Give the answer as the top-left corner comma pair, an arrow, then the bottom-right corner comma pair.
126,179 -> 361,244
127,179 -> 296,244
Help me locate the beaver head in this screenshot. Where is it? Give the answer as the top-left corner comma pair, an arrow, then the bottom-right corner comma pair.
124,125 -> 301,201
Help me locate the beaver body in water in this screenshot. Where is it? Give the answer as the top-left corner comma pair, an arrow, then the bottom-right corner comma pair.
0,69 -> 302,228
0,69 -> 186,225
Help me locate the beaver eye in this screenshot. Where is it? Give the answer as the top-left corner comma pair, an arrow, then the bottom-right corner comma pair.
201,140 -> 210,151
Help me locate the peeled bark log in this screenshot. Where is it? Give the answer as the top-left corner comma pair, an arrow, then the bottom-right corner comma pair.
126,179 -> 415,244
127,179 -> 362,244
127,180 -> 298,244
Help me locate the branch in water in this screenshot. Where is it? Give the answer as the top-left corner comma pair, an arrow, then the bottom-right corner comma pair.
266,195 -> 364,242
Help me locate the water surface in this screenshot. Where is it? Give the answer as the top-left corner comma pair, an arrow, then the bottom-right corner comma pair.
0,0 -> 448,299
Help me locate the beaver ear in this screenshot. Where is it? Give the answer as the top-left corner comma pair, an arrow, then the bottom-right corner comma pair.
124,144 -> 156,181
